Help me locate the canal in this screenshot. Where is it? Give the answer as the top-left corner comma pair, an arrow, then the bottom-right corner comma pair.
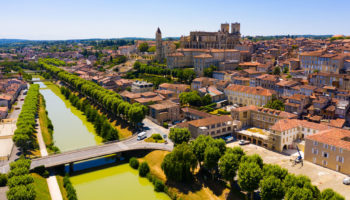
36,79 -> 170,200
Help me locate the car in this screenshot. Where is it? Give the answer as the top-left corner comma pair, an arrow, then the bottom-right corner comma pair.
239,140 -> 250,145
343,177 -> 350,185
137,132 -> 147,141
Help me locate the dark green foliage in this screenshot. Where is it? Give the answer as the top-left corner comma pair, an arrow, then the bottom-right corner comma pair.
6,184 -> 36,200
0,173 -> 7,186
139,162 -> 150,177
273,66 -> 281,75
263,164 -> 288,180
284,186 -> 313,200
7,158 -> 36,200
161,143 -> 197,182
138,42 -> 149,52
259,176 -> 285,200
180,91 -> 212,107
129,157 -> 139,169
7,174 -> 34,187
241,154 -> 264,168
264,98 -> 285,111
169,127 -> 191,146
238,162 -> 263,198
146,173 -> 166,192
204,65 -> 217,77
63,175 -> 78,200
12,84 -> 40,154
218,150 -> 241,185
321,188 -> 345,200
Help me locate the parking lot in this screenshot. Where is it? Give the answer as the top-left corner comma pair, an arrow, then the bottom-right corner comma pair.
227,142 -> 350,199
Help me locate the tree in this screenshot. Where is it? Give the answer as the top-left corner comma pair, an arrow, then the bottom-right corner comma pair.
0,173 -> 7,186
204,65 -> 217,77
169,127 -> 191,146
264,95 -> 285,111
241,154 -> 264,168
259,176 -> 285,200
191,135 -> 211,166
128,106 -> 145,127
139,162 -> 150,177
133,61 -> 141,70
226,146 -> 245,161
238,162 -> 263,200
147,46 -> 156,53
204,146 -> 221,178
284,186 -> 313,200
201,94 -> 212,106
179,91 -> 202,107
321,188 -> 345,200
273,66 -> 281,75
138,42 -> 149,52
218,151 -> 241,186
7,184 -> 36,200
283,174 -> 320,200
161,143 -> 197,182
263,164 -> 288,180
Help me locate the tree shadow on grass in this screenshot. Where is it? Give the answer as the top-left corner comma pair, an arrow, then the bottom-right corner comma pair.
197,169 -> 227,197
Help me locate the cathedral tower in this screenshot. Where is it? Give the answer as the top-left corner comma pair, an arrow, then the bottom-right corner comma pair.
155,27 -> 163,62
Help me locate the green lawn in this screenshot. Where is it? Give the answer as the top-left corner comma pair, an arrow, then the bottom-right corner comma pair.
56,175 -> 68,200
32,173 -> 51,200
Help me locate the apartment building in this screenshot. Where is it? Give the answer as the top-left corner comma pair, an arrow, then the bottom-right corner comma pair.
309,72 -> 350,90
187,115 -> 239,138
284,94 -> 310,116
269,119 -> 331,152
224,84 -> 276,107
231,105 -> 297,129
148,100 -> 182,125
300,50 -> 344,74
305,128 -> 350,175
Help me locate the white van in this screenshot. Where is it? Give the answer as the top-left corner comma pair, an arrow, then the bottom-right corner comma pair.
137,132 -> 147,140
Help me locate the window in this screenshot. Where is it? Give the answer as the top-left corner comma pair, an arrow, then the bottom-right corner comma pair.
313,157 -> 317,163
337,156 -> 344,163
339,148 -> 343,153
211,124 -> 215,129
323,144 -> 328,149
211,131 -> 215,135
331,146 -> 336,151
313,141 -> 318,146
322,160 -> 328,166
312,148 -> 318,155
323,152 -> 329,158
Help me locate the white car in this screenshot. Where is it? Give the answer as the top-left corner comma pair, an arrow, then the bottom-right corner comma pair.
343,177 -> 350,185
239,140 -> 250,145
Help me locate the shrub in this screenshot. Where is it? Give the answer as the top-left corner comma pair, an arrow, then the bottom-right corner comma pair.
129,157 -> 139,169
63,175 -> 78,200
139,162 -> 150,177
7,175 -> 34,187
154,179 -> 165,192
163,122 -> 168,129
152,134 -> 163,141
8,167 -> 29,178
0,173 -> 7,186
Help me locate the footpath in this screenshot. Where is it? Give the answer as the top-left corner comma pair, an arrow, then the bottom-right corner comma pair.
36,119 -> 63,200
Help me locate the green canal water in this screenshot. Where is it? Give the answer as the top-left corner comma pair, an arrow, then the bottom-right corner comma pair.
35,79 -> 170,200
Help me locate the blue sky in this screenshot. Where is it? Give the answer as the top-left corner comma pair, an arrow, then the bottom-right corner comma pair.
0,0 -> 349,40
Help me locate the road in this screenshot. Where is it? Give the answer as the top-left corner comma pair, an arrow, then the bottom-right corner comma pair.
124,118 -> 173,146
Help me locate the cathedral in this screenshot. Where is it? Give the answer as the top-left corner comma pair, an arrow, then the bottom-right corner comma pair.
180,23 -> 241,49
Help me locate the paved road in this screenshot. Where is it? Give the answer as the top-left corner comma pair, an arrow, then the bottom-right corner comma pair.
125,118 -> 173,146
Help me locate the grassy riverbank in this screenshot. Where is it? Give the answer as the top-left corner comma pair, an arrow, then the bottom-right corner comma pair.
38,95 -> 54,152
139,150 -> 244,200
32,173 -> 51,200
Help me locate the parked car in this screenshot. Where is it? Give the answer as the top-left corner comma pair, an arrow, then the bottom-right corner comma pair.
137,132 -> 147,141
343,177 -> 350,185
239,140 -> 250,145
